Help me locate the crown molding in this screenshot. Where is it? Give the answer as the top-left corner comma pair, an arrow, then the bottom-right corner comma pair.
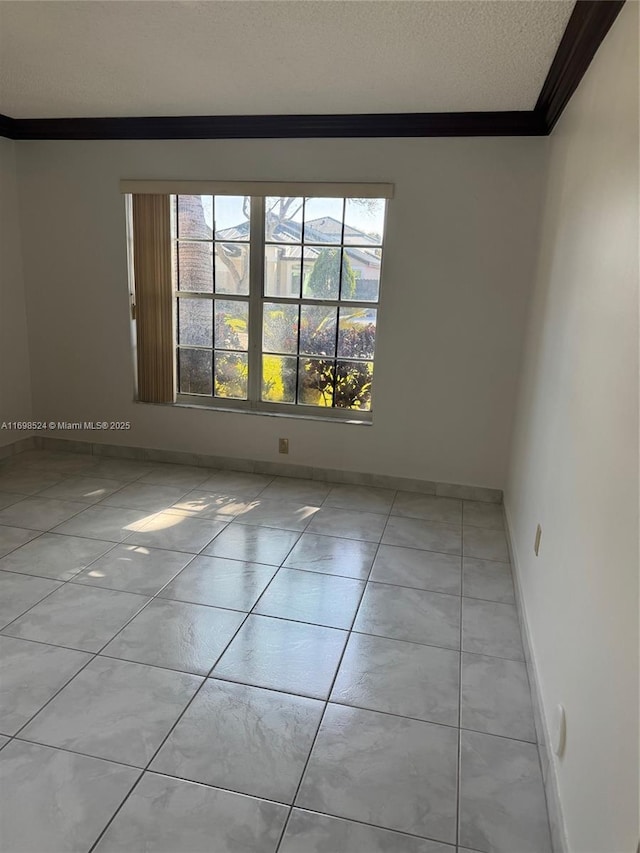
6,110 -> 545,141
0,114 -> 17,138
535,0 -> 626,132
0,1 -> 625,141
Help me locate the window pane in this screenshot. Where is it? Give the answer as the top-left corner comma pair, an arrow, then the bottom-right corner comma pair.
338,307 -> 377,360
173,192 -> 384,415
265,197 -> 303,243
344,198 -> 385,246
300,305 -> 337,357
302,247 -> 340,300
214,300 -> 249,351
335,361 -> 373,410
214,196 -> 250,240
262,302 -> 298,355
214,243 -> 250,295
178,298 -> 213,347
298,358 -> 334,407
264,245 -> 302,298
215,352 -> 248,399
303,198 -> 344,244
178,242 -> 213,292
262,355 -> 297,403
178,348 -> 212,396
178,195 -> 213,240
342,247 -> 381,302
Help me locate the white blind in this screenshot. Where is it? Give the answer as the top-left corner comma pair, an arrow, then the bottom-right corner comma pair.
120,180 -> 394,198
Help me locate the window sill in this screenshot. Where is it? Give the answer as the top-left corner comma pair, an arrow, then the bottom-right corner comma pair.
135,398 -> 373,426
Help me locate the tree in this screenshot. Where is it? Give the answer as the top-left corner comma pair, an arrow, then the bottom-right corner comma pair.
214,353 -> 248,399
177,195 -> 249,294
334,361 -> 373,409
298,326 -> 375,410
265,197 -> 303,241
177,195 -> 376,409
304,247 -> 356,300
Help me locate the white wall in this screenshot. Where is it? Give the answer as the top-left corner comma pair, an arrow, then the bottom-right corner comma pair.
0,137 -> 32,446
14,137 -> 545,488
505,5 -> 639,852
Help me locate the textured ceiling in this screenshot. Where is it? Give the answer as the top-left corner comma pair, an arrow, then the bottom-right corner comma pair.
0,0 -> 575,119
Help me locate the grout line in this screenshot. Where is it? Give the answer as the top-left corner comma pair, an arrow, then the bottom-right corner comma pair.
276,809 -> 295,852
0,492 -> 38,512
10,651 -> 101,740
0,528 -> 47,560
274,802 -> 460,849
85,505 -> 299,852
68,553 -> 198,597
0,538 -> 126,632
105,767 -> 292,809
2,507 -> 508,563
2,520 -> 221,739
2,454 -> 533,851
0,540 -> 522,663
91,480 -> 199,514
12,736 -> 146,772
0,574 -> 85,633
457,727 -> 464,850
456,499 -> 465,848
12,726 -> 470,853
86,771 -> 146,853
0,503 -> 522,661
9,595 -> 155,741
273,504 -> 390,853
0,633 -> 102,657
0,610 -> 527,666
254,563 -> 367,587
86,634 -> 252,847
365,576 -> 461,598
0,495 -> 97,533
89,587 -> 249,612
84,525 -> 268,851
0,721 -> 544,798
4,538 -> 207,740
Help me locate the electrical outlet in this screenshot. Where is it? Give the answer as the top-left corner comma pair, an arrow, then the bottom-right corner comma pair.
278,438 -> 289,454
552,704 -> 567,757
534,524 -> 542,556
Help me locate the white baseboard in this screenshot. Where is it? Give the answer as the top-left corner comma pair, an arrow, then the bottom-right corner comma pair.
0,435 -> 37,460
503,502 -> 569,853
3,435 -> 503,504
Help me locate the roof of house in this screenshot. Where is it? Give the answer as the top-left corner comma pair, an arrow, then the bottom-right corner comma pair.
217,215 -> 381,266
178,196 -> 381,266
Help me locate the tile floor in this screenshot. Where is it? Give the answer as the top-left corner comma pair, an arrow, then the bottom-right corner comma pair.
0,450 -> 552,853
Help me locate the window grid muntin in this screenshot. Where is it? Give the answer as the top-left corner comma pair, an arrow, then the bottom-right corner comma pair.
176,196 -> 251,296
259,354 -> 374,410
173,193 -> 383,414
261,196 -> 378,410
175,195 -> 251,400
175,295 -> 250,399
176,347 -> 212,398
259,295 -> 379,407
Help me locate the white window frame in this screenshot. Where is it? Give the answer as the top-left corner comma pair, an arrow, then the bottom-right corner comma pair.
123,181 -> 393,423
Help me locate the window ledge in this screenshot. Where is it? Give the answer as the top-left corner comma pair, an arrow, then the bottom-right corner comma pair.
135,398 -> 373,426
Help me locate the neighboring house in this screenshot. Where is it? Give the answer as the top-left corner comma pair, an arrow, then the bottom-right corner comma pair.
227,215 -> 381,301
178,196 -> 381,300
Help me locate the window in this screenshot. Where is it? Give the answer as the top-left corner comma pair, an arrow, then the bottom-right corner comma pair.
125,182 -> 391,421
175,195 -> 251,401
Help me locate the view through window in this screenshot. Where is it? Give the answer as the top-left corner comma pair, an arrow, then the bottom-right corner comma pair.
174,193 -> 386,416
